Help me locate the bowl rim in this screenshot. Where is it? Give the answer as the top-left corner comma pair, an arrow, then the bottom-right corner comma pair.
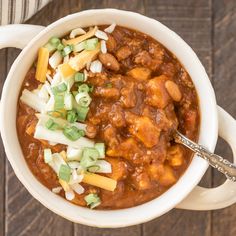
0,8 -> 218,227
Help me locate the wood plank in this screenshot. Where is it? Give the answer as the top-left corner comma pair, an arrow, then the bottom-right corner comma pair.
212,0 -> 236,235
0,48 -> 7,236
5,1 -> 75,235
143,1 -> 212,235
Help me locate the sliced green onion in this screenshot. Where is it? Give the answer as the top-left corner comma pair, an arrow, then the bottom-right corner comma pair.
73,41 -> 85,52
80,156 -> 97,169
72,91 -> 79,97
84,38 -> 98,51
84,193 -> 101,209
63,126 -> 85,141
57,43 -> 64,51
44,149 -> 52,163
83,147 -> 100,160
47,110 -> 66,119
67,110 -> 78,123
94,143 -> 105,158
45,118 -> 61,130
54,95 -> 64,110
88,165 -> 100,172
50,37 -> 61,46
59,164 -> 71,182
78,84 -> 90,93
43,43 -> 56,53
74,72 -> 85,82
77,106 -> 89,122
64,93 -> 73,110
62,45 -> 73,56
52,82 -> 67,95
75,92 -> 92,107
88,85 -> 94,92
67,146 -> 83,161
80,147 -> 99,169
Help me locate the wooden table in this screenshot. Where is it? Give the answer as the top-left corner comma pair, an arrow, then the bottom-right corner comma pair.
0,0 -> 236,235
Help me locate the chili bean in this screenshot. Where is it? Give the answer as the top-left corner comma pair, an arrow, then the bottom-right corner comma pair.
165,80 -> 182,102
106,35 -> 117,52
98,53 -> 120,71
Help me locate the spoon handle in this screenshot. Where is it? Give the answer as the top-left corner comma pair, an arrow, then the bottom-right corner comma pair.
174,131 -> 236,182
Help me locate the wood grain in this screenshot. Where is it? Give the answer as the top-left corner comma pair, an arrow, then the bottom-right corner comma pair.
212,0 -> 236,235
0,48 -> 7,236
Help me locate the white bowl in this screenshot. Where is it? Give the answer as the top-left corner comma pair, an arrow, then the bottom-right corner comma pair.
1,9 -> 236,228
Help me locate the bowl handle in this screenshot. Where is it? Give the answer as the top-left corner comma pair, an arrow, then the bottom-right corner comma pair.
0,24 -> 45,50
177,106 -> 236,210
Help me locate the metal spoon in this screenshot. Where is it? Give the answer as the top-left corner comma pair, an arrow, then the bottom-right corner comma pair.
174,130 -> 236,182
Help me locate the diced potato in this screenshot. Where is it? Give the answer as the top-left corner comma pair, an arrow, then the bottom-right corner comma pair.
63,26 -> 97,45
116,46 -> 131,61
145,75 -> 171,108
106,158 -> 128,181
58,63 -> 76,79
158,165 -> 177,186
120,81 -> 136,108
127,67 -> 152,81
82,173 -> 117,191
167,145 -> 184,167
69,43 -> 100,71
103,125 -> 121,148
148,163 -> 165,181
125,112 -> 160,148
132,172 -> 152,190
106,138 -> 142,160
35,47 -> 49,83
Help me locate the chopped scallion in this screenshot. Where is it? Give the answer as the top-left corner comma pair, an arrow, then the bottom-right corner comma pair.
50,37 -> 61,46
73,41 -> 86,52
45,118 -> 61,130
77,106 -> 89,122
80,147 -> 99,169
54,95 -> 64,110
52,82 -> 67,95
43,43 -> 56,53
44,149 -> 52,163
47,110 -> 67,119
57,43 -> 64,51
84,38 -> 98,51
72,91 -> 79,97
78,84 -> 90,93
84,193 -> 101,209
59,164 -> 71,182
74,72 -> 85,82
88,165 -> 100,172
62,45 -> 73,56
64,93 -> 73,110
88,85 -> 94,92
63,126 -> 85,141
67,110 -> 78,123
75,92 -> 92,107
94,143 -> 105,158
